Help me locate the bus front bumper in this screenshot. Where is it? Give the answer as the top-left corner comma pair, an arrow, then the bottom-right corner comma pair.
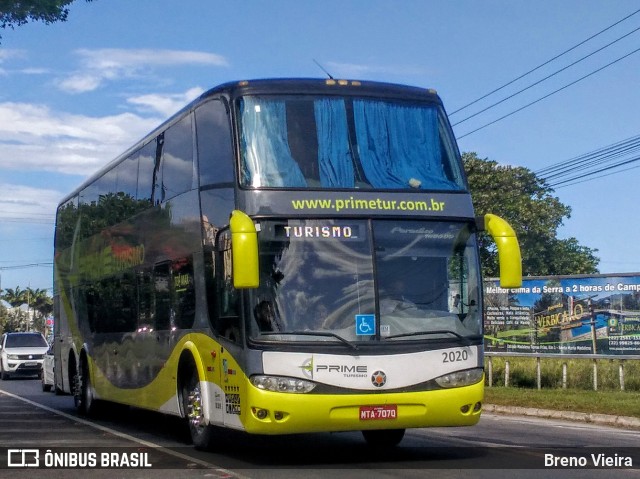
240,381 -> 484,435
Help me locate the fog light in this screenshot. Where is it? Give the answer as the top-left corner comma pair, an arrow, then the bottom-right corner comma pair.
274,411 -> 284,420
253,408 -> 268,419
473,401 -> 482,412
460,404 -> 471,414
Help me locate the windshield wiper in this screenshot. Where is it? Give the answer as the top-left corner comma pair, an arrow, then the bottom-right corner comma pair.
383,330 -> 479,345
258,331 -> 359,350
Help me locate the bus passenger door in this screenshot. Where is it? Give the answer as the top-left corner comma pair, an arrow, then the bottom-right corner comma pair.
208,232 -> 245,428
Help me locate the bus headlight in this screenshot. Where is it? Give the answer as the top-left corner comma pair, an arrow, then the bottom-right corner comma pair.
435,368 -> 483,388
251,375 -> 316,393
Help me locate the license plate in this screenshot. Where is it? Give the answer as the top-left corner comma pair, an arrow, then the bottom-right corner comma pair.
24,362 -> 38,367
359,405 -> 397,420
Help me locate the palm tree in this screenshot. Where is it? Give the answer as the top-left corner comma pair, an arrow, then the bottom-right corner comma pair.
1,287 -> 28,332
2,287 -> 27,308
28,288 -> 53,334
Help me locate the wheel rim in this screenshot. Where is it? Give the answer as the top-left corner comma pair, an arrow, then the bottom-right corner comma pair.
186,382 -> 206,434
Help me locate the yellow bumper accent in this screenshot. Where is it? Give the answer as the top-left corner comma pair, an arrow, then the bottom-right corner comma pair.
241,380 -> 483,435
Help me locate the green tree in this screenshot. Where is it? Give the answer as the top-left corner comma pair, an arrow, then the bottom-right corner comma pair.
0,0 -> 93,43
26,287 -> 52,333
2,286 -> 27,308
0,301 -> 7,334
0,286 -> 28,332
463,152 -> 599,277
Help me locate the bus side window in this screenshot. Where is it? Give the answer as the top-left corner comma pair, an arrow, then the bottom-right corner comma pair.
137,270 -> 154,329
172,257 -> 195,329
137,142 -> 155,205
161,114 -> 195,200
153,262 -> 172,331
195,99 -> 234,187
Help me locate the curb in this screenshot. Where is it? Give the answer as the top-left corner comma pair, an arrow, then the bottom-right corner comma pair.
484,404 -> 640,430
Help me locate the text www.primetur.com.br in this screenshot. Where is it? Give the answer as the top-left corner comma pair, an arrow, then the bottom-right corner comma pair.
291,197 -> 446,212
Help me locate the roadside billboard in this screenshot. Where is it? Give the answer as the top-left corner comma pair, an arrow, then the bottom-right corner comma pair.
484,273 -> 640,356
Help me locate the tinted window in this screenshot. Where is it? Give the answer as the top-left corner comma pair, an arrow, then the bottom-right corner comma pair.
196,100 -> 234,186
55,196 -> 78,251
87,274 -> 138,334
115,154 -> 139,199
161,114 -> 194,200
5,334 -> 48,348
137,141 -> 156,204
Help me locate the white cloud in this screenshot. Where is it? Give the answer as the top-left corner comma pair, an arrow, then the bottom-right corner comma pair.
0,49 -> 25,63
0,49 -> 26,76
0,102 -> 162,175
58,48 -> 229,93
0,184 -> 60,221
0,85 -> 207,178
127,87 -> 205,117
58,74 -> 102,93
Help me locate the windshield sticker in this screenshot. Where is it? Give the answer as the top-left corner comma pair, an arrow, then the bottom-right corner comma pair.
355,314 -> 376,336
380,324 -> 391,337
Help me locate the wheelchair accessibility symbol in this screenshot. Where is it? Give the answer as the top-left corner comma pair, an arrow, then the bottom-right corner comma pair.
355,314 -> 376,336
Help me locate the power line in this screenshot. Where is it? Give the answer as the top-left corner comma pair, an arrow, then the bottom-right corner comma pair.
449,7 -> 640,115
552,162 -> 640,189
547,153 -> 640,188
0,263 -> 53,270
536,134 -> 640,178
0,217 -> 54,225
456,45 -> 640,139
451,24 -> 640,127
0,210 -> 54,217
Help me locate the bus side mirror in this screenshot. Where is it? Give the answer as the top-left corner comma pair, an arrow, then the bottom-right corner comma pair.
481,214 -> 522,288
229,210 -> 259,289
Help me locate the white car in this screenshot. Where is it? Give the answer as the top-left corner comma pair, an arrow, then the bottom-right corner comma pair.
0,332 -> 49,380
41,347 -> 55,392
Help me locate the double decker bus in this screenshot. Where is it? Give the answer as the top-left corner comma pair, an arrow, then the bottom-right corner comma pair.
53,78 -> 521,449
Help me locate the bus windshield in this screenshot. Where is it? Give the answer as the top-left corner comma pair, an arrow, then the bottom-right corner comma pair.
238,95 -> 465,191
247,219 -> 482,344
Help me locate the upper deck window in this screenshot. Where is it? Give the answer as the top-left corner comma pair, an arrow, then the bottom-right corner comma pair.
238,95 -> 465,191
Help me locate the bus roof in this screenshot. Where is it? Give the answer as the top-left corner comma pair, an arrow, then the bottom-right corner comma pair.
199,78 -> 442,102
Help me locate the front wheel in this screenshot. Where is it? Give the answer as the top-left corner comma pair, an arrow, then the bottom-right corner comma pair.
362,428 -> 406,447
182,367 -> 217,450
0,363 -> 9,381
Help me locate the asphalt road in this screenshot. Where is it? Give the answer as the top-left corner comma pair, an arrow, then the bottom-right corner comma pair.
0,376 -> 638,478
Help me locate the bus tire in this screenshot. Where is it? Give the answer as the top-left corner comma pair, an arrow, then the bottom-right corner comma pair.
74,355 -> 100,416
182,366 -> 217,450
362,428 -> 405,447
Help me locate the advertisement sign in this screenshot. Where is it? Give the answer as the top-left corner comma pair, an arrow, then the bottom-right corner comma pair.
484,274 -> 640,356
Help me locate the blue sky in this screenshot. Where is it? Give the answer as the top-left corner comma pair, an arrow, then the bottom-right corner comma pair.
2,0 -> 640,293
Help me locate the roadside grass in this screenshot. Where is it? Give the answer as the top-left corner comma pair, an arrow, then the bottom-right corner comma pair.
483,357 -> 640,418
484,388 -> 640,419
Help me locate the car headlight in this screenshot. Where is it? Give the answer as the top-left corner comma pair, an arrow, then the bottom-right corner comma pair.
251,375 -> 316,393
435,368 -> 483,388
6,354 -> 19,360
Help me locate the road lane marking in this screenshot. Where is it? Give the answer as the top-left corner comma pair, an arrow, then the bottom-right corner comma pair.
0,388 -> 250,478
